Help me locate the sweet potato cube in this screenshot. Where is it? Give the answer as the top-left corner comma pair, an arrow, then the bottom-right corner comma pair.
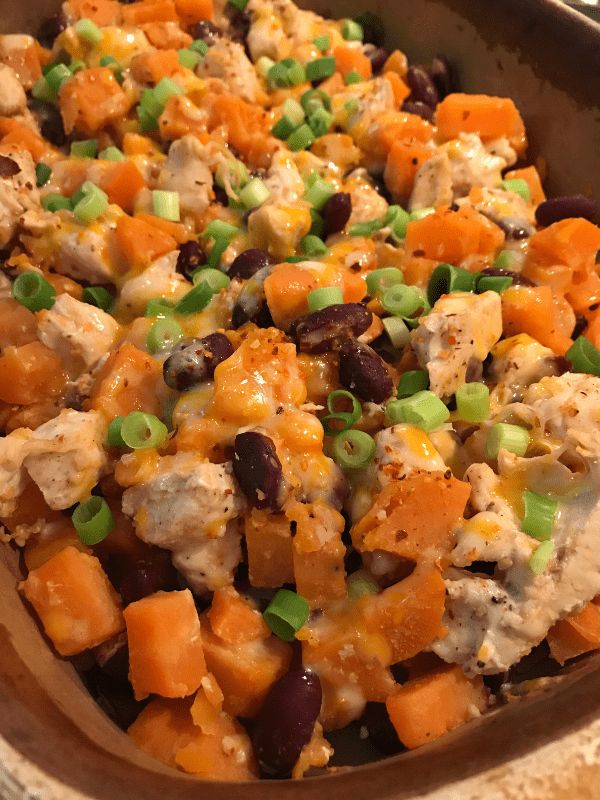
207,587 -> 269,645
124,589 -> 207,700
20,546 -> 124,656
386,664 -> 488,749
87,343 -> 163,419
245,509 -> 294,588
547,601 -> 600,665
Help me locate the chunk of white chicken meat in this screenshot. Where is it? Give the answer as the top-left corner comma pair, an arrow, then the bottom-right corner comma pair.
345,168 -> 388,227
433,373 -> 600,675
412,291 -> 503,399
456,185 -> 535,239
408,152 -> 453,211
122,454 -> 246,593
0,428 -> 32,518
247,0 -> 334,60
37,293 -> 120,379
0,147 -> 40,249
488,334 -> 566,408
0,64 -> 26,116
331,77 -> 396,135
197,39 -> 265,103
157,136 -> 213,218
118,250 -> 188,318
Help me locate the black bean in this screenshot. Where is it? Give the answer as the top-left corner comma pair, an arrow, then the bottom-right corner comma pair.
479,267 -> 535,286
535,195 -> 599,227
339,340 -> 393,403
176,241 -> 204,277
226,8 -> 251,46
233,431 -> 285,510
322,192 -> 352,237
231,264 -> 274,329
40,108 -> 68,148
228,248 -> 271,280
190,20 -> 223,44
252,668 -> 322,778
401,100 -> 435,122
97,640 -> 130,683
163,332 -> 234,391
366,46 -> 389,75
0,156 -> 20,178
38,12 -> 67,48
295,303 -> 372,354
407,65 -> 439,108
362,702 -> 403,756
428,55 -> 454,99
116,554 -> 179,607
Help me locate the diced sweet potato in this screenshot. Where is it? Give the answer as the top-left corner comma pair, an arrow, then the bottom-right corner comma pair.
0,119 -> 50,161
405,205 -> 504,263
200,616 -> 292,718
128,696 -> 197,768
59,68 -> 132,136
245,509 -> 294,588
124,589 -> 207,700
383,139 -> 432,202
0,341 -> 66,405
287,501 -> 346,609
208,94 -> 278,169
504,166 -> 546,206
98,161 -> 146,214
121,0 -> 179,24
334,45 -> 372,80
88,343 -> 163,419
436,93 -> 527,153
0,297 -> 37,349
547,601 -> 600,665
174,0 -> 214,23
351,472 -> 471,562
264,263 -> 318,330
501,285 -> 573,355
115,214 -> 177,270
386,664 -> 488,749
207,587 -> 270,645
24,521 -> 90,571
20,546 -> 124,656
69,0 -> 122,24
130,49 -> 183,84
528,217 -> 600,278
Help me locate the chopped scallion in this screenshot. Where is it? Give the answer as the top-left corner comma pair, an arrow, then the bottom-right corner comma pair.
476,275 -> 513,294
192,267 -> 230,292
107,416 -> 126,447
70,139 -> 97,159
72,496 -> 114,545
12,272 -> 56,312
45,63 -> 71,93
308,106 -> 334,136
521,490 -> 558,541
41,193 -> 72,213
308,286 -> 343,312
313,35 -> 330,53
397,370 -> 429,398
239,177 -> 270,209
152,190 -> 180,222
83,285 -> 113,312
98,146 -> 125,161
120,411 -> 168,450
202,219 -> 240,241
147,318 -> 184,354
306,56 -> 336,82
174,281 -> 214,315
385,390 -> 449,431
529,540 -> 555,575
35,163 -> 52,188
427,263 -> 476,306
455,382 -> 490,423
566,336 -> 600,377
381,284 -> 424,317
332,429 -> 376,470
73,181 -> 108,224
501,178 -> 531,203
145,298 -> 174,318
178,48 -> 201,69
382,316 -> 411,349
347,572 -> 378,600
366,267 -> 404,297
301,234 -> 329,256
263,589 -> 310,641
287,123 -> 316,151
344,69 -> 362,85
304,176 -> 335,210
74,18 -> 103,45
342,19 -> 364,41
190,38 -> 210,56
486,422 -> 529,459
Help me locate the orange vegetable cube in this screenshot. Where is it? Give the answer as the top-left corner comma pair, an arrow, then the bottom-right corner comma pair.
69,0 -> 122,24
59,68 -> 132,136
436,93 -> 527,153
0,341 -> 66,405
334,45 -> 372,80
124,589 -> 207,700
264,263 -> 318,330
20,546 -> 124,656
529,217 -> 600,275
140,22 -> 193,50
115,214 -> 178,269
0,297 -> 37,349
245,510 -> 295,588
209,94 -> 278,169
0,119 -> 50,161
174,0 -> 214,22
384,139 -> 433,202
504,166 -> 546,206
547,601 -> 600,666
121,0 -> 179,24
130,49 -> 183,84
405,206 -> 504,263
135,212 -> 188,244
88,342 -> 163,419
207,587 -> 270,645
383,71 -> 410,107
501,285 -> 572,355
99,161 -> 146,214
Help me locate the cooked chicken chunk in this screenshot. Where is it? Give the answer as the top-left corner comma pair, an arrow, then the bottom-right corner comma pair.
198,39 -> 265,103
157,136 -> 213,218
345,169 -> 388,226
0,64 -> 26,116
489,334 -> 566,407
409,152 -> 453,211
118,251 -> 188,318
0,148 -> 40,249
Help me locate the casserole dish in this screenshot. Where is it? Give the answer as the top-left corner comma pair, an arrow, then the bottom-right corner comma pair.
1,0 -> 600,797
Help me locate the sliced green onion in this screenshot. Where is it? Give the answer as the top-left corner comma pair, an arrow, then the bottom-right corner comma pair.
474,274 -> 511,294
45,63 -> 71,93
192,267 -> 230,292
455,382 -> 490,423
486,422 -> 529,459
202,219 -> 240,241
35,163 -> 52,188
301,88 -> 331,115
347,572 -> 378,600
281,97 -> 305,126
521,490 -> 558,541
272,115 -> 298,140
152,190 -> 180,222
494,250 -> 517,270
308,107 -> 334,136
344,98 -> 359,116
387,206 -> 411,241
239,177 -> 270,210
138,106 -> 158,133
99,55 -> 118,67
427,263 -> 476,306
385,390 -> 449,431
83,285 -> 113,312
74,18 -> 103,45
282,58 -> 306,86
154,77 -> 184,105
366,267 -> 404,297
190,38 -> 210,56
332,429 -> 376,470
306,56 -> 336,82
147,318 -> 183,354
382,316 -> 410,349
309,208 -> 325,238
12,272 -> 56,312
381,284 -> 424,317
267,62 -> 289,89
397,370 -> 429,398
70,139 -> 97,159
174,281 -> 214,315
313,35 -> 330,53
287,123 -> 316,152
409,206 -> 435,221
206,237 -> 228,269
286,256 -> 306,263
41,193 -> 72,212
73,181 -> 108,224
145,298 -> 174,318
107,416 -> 126,447
139,87 -> 164,119
325,389 -> 362,432
529,540 -> 555,575
215,159 -> 249,190
121,411 -> 168,450
307,286 -> 343,312
229,0 -> 249,12
69,59 -> 86,74
31,76 -> 56,103
342,19 -> 364,41
566,336 -> 600,377
98,146 -> 125,162
501,178 -> 531,203
301,234 -> 329,257
263,589 -> 310,641
344,69 -> 362,85
304,177 -> 335,210
256,56 -> 275,78
72,496 -> 114,545
178,48 -> 201,69
350,218 -> 384,237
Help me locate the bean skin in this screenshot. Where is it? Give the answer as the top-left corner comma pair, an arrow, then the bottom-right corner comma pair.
339,340 -> 394,403
401,100 -> 435,122
233,431 -> 285,510
163,333 -> 234,391
228,248 -> 271,280
0,157 -> 20,178
176,241 -> 204,277
231,264 -> 274,329
295,303 -> 372,354
535,195 -> 599,227
322,193 -> 352,237
428,55 -> 454,99
407,65 -> 440,108
252,669 -> 322,778
366,46 -> 390,74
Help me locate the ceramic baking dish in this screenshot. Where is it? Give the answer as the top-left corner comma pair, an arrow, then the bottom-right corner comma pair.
1,1 -> 600,798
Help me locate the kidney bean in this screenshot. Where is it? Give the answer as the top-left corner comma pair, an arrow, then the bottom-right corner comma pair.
39,107 -> 68,148
479,266 -> 535,286
190,19 -> 222,44
339,340 -> 394,403
38,12 -> 67,47
252,668 -> 322,778
401,100 -> 435,122
428,55 -> 454,99
0,156 -> 20,178
233,431 -> 285,510
117,554 -> 179,607
96,638 -> 130,683
407,65 -> 439,108
363,702 -> 404,756
228,248 -> 271,280
295,303 -> 372,354
85,667 -> 147,730
365,45 -> 389,74
231,265 -> 274,329
535,195 -> 599,227
176,241 -> 204,277
322,192 -> 352,236
163,332 -> 234,391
